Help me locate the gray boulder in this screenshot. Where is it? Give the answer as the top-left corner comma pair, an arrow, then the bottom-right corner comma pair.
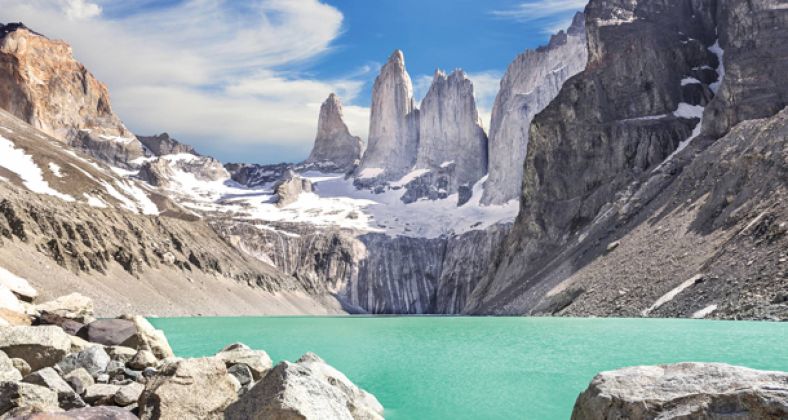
0,381 -> 60,417
571,363 -> 788,420
113,382 -> 143,407
82,384 -> 120,406
225,354 -> 383,420
22,367 -> 86,409
56,347 -> 110,378
63,368 -> 94,395
10,359 -> 30,378
0,326 -> 71,371
127,350 -> 157,370
104,346 -> 136,364
137,357 -> 238,420
78,320 -> 136,347
12,405 -> 138,419
0,351 -> 22,382
214,343 -> 272,381
34,294 -> 94,323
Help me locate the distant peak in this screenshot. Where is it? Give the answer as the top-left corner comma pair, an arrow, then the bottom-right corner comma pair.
0,22 -> 41,39
434,68 -> 447,79
388,49 -> 405,63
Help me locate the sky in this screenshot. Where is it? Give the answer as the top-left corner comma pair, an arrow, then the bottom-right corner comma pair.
0,0 -> 586,164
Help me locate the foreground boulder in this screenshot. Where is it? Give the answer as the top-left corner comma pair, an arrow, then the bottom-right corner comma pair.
0,326 -> 71,371
34,294 -> 94,324
225,353 -> 383,420
0,351 -> 22,382
15,406 -> 137,419
56,347 -> 110,378
214,343 -> 272,381
137,357 -> 238,420
571,363 -> 788,420
0,381 -> 60,417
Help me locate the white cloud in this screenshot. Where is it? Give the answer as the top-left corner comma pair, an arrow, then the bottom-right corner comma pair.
490,0 -> 587,22
0,0 -> 371,163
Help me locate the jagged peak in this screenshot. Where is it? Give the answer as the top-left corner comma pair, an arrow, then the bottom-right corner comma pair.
388,49 -> 405,64
568,11 -> 586,35
0,22 -> 45,39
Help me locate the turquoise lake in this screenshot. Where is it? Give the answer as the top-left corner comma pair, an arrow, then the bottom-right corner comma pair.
150,317 -> 788,420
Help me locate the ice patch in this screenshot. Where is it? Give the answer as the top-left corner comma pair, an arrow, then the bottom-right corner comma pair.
692,304 -> 717,319
48,162 -> 64,178
708,39 -> 725,94
390,169 -> 430,188
439,161 -> 455,168
0,136 -> 75,201
115,180 -> 159,215
357,167 -> 384,179
642,274 -> 702,316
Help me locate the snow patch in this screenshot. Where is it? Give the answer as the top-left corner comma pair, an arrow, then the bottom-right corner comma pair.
48,162 -> 64,178
708,39 -> 725,94
681,77 -> 701,86
0,136 -> 75,201
642,274 -> 702,316
115,180 -> 159,215
390,169 -> 430,188
83,193 -> 108,208
692,304 -> 717,319
357,167 -> 384,179
0,266 -> 38,299
439,161 -> 455,168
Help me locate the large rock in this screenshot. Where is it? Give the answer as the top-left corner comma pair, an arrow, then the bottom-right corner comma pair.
225,354 -> 383,420
123,316 -> 173,360
0,381 -> 60,418
137,132 -> 197,156
214,343 -> 273,381
55,346 -> 110,378
273,171 -> 313,208
112,382 -> 143,407
481,12 -> 587,205
0,351 -> 22,382
305,93 -> 363,172
0,326 -> 71,371
357,50 -> 420,182
35,313 -> 83,337
79,316 -> 172,359
571,363 -> 788,419
63,369 -> 93,396
34,294 -> 94,323
411,69 -> 488,202
13,406 -> 138,419
81,384 -> 119,406
137,357 -> 238,420
22,367 -> 86,410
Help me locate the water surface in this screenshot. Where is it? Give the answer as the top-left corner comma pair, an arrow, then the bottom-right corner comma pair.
150,317 -> 788,420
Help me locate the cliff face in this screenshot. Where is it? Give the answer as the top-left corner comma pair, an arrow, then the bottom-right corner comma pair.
467,0 -> 788,319
357,50 -> 420,181
0,23 -> 144,167
414,69 -> 488,194
138,133 -> 197,156
481,13 -> 588,205
305,93 -> 363,173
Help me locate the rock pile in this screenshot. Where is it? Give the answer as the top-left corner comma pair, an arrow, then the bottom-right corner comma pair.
0,290 -> 383,419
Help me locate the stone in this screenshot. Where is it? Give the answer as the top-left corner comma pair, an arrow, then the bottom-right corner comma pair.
482,12 -> 587,205
67,337 -> 94,354
34,294 -> 94,323
305,93 -> 363,172
35,312 -> 84,337
357,50 -> 420,182
104,361 -> 124,377
0,267 -> 38,301
55,346 -> 110,378
227,363 -> 253,388
0,24 -> 145,167
82,384 -> 120,406
112,382 -> 143,407
141,368 -> 156,378
104,346 -> 136,364
214,344 -> 272,381
571,363 -> 788,420
0,381 -> 60,417
0,326 -> 71,371
0,308 -> 31,327
413,69 -> 488,200
120,316 -> 174,360
11,358 -> 31,377
138,357 -> 238,420
272,171 -> 313,208
22,367 -> 86,409
225,356 -> 384,420
0,350 -> 22,382
63,368 -> 94,395
13,405 -> 138,419
122,369 -> 141,382
78,319 -> 136,348
94,374 -> 109,384
127,350 -> 156,370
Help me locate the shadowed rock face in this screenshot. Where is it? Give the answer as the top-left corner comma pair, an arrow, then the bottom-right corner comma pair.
481,13 -> 588,205
466,0 -> 788,318
306,94 -> 363,173
358,50 -> 420,181
413,69 -> 488,199
0,23 -> 144,166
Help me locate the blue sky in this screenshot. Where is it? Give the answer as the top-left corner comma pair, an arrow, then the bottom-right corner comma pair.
1,0 -> 586,164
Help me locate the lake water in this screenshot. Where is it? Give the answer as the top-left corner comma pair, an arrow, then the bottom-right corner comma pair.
150,317 -> 788,420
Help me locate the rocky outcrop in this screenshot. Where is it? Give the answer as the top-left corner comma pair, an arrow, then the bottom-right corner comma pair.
571,363 -> 788,419
0,326 -> 71,371
273,171 -> 313,208
406,69 -> 487,203
137,133 -> 196,157
481,12 -> 587,205
138,154 -> 228,188
305,94 -> 363,173
0,23 -> 144,167
357,50 -> 420,182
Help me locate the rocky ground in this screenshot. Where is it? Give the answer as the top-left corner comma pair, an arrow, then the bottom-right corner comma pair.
0,284 -> 382,419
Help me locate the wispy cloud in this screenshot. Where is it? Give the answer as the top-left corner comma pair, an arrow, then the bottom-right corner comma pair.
0,0 -> 371,163
491,0 -> 586,34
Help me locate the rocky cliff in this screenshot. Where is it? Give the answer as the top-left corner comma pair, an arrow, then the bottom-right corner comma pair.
481,13 -> 588,205
137,133 -> 196,157
467,0 -> 788,319
305,93 -> 363,173
0,23 -> 144,167
357,50 -> 420,182
408,69 -> 488,203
